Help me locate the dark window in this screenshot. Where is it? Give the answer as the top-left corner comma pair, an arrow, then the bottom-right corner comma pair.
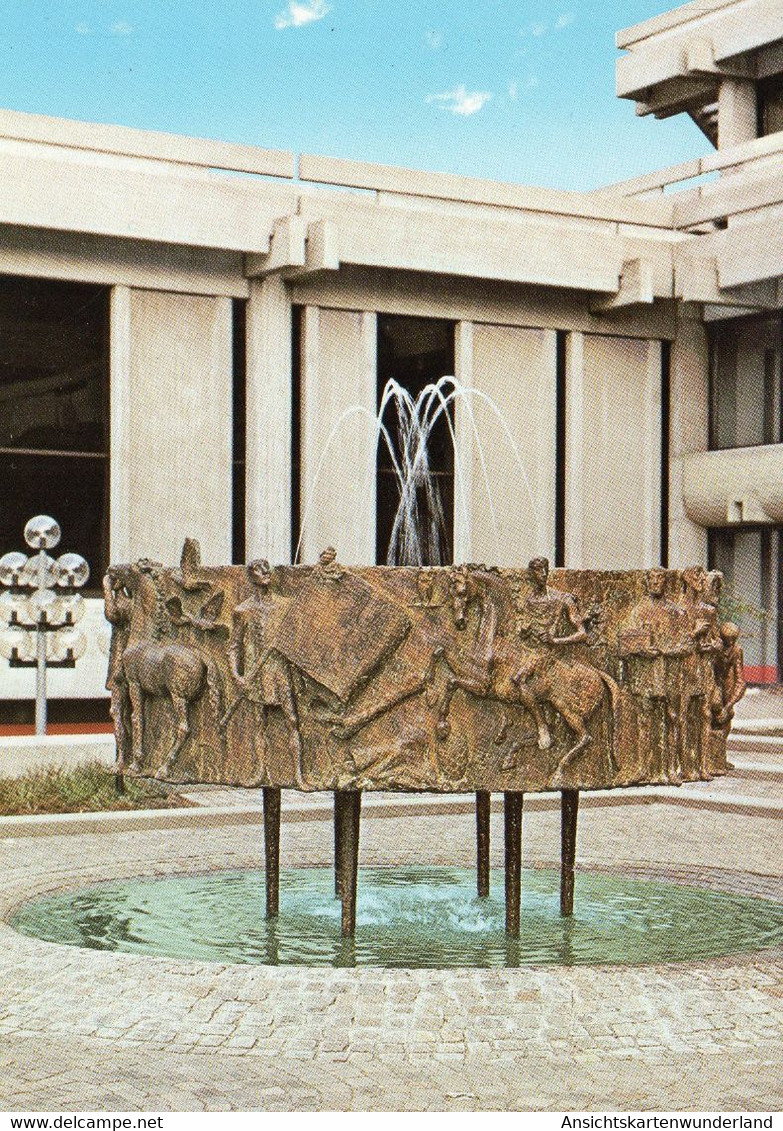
0,276 -> 109,588
758,75 -> 783,138
708,313 -> 782,450
231,299 -> 246,565
376,315 -> 455,565
660,340 -> 671,567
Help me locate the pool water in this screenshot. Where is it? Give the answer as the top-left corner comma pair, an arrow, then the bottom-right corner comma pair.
12,867 -> 783,968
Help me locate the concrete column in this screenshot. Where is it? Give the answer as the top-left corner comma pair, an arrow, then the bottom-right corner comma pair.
110,286 -> 232,564
718,79 -> 757,150
464,323 -> 557,565
246,276 -> 292,564
669,304 -> 709,567
643,341 -> 664,568
564,331 -> 585,568
299,306 -> 377,565
570,334 -> 662,569
109,286 -> 132,564
453,320 -> 474,563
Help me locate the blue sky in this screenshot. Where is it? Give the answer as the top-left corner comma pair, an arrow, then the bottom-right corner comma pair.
0,1 -> 708,191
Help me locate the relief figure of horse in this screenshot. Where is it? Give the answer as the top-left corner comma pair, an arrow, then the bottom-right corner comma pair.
435,576 -> 619,784
106,561 -> 223,778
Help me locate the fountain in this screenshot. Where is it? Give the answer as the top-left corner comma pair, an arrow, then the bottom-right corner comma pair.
98,376 -> 747,942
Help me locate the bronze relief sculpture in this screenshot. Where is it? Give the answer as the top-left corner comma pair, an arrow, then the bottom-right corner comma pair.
104,543 -> 745,936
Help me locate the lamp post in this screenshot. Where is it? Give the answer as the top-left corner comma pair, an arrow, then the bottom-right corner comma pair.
0,515 -> 89,736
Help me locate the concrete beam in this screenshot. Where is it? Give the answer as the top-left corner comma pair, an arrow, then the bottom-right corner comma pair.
618,0 -> 741,51
683,445 -> 783,526
599,131 -> 783,198
0,226 -> 248,297
283,220 -> 340,281
617,0 -> 783,100
675,249 -> 782,306
0,106 -> 295,178
0,138 -> 295,252
298,153 -> 674,229
290,266 -> 677,341
296,196 -> 675,295
245,216 -> 307,277
716,220 -> 783,288
673,166 -> 783,229
633,77 -> 719,120
685,38 -> 754,79
591,259 -> 655,313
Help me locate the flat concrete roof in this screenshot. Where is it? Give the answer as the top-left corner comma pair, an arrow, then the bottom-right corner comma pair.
617,0 -> 741,50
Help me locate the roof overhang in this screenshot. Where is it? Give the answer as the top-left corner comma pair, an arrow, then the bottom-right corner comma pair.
616,0 -> 783,138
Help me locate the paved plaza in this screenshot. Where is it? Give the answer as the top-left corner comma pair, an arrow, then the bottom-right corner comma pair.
0,741 -> 781,1112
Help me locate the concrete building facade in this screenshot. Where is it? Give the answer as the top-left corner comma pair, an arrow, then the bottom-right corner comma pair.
1,0 -> 782,721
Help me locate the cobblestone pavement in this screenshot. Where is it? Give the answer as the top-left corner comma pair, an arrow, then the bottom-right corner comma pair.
0,792 -> 781,1111
735,686 -> 783,722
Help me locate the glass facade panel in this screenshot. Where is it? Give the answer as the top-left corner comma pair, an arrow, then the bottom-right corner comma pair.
376,315 -> 455,565
709,314 -> 782,450
0,276 -> 109,585
709,526 -> 781,683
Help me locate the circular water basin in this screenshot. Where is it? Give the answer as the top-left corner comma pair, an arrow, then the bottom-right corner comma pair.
12,867 -> 783,968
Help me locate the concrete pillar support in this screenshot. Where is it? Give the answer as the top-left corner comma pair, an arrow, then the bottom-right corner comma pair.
567,333 -> 662,569
453,320 -> 474,563
643,341 -> 664,568
110,285 -> 233,564
299,306 -> 377,565
246,276 -> 293,564
564,331 -> 585,568
668,304 -> 710,567
718,79 -> 758,151
109,285 -> 132,565
461,323 -> 557,566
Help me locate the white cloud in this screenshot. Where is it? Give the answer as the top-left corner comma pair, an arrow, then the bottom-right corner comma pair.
555,12 -> 575,29
274,0 -> 330,30
74,21 -> 91,35
425,29 -> 442,49
508,80 -> 518,101
531,22 -> 547,37
427,84 -> 492,117
110,20 -> 133,35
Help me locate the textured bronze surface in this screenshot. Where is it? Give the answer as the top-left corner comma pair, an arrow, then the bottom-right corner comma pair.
262,787 -> 281,919
475,791 -> 491,898
504,792 -> 524,936
560,789 -> 579,917
104,544 -> 744,794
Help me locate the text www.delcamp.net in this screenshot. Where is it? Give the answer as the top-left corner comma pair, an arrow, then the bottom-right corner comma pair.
11,1119 -> 162,1129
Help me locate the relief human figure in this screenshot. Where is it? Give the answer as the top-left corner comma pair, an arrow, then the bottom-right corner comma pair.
710,621 -> 746,774
224,559 -> 305,788
316,546 -> 345,583
682,566 -> 722,779
103,570 -> 133,774
430,566 -> 618,784
618,567 -> 691,783
512,556 -> 588,753
515,557 -> 588,650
